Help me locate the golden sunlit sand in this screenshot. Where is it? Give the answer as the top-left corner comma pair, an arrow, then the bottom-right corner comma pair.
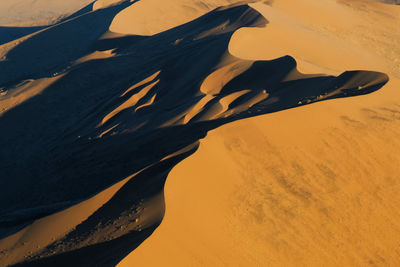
0,0 -> 399,266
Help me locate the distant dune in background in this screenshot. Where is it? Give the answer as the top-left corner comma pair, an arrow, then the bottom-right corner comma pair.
0,0 -> 399,266
0,0 -> 93,26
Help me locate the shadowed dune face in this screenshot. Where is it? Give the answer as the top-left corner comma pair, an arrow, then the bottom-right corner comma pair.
0,2 -> 97,46
0,1 -> 133,87
0,26 -> 46,46
0,2 -> 389,266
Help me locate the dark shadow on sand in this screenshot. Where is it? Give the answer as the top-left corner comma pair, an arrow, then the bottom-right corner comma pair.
0,1 -> 135,87
0,2 -> 97,46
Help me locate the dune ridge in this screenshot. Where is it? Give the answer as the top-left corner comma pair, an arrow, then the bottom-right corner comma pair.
119,1 -> 400,266
0,0 -> 395,266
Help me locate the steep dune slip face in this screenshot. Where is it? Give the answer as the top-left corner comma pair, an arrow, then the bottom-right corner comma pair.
0,0 -> 395,266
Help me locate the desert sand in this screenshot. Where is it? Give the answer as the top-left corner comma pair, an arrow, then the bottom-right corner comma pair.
0,0 -> 93,26
0,0 -> 399,266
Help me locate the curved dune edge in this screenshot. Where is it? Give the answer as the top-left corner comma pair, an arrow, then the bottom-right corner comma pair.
118,1 -> 400,267
119,92 -> 400,266
108,0 -> 238,35
0,1 -> 396,266
229,0 -> 400,77
0,144 -> 198,266
0,175 -> 131,265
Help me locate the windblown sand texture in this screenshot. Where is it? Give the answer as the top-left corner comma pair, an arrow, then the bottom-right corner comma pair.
0,0 -> 399,266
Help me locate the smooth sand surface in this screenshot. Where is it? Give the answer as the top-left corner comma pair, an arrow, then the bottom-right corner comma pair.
0,0 -> 398,266
119,103 -> 400,266
230,0 -> 400,76
108,0 -> 237,35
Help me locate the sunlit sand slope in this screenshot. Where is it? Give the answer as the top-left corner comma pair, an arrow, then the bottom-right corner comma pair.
119,0 -> 400,266
122,85 -> 400,266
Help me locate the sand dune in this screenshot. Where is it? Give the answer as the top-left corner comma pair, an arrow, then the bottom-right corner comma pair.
0,0 -> 96,45
0,0 -> 94,26
0,0 -> 398,266
108,0 -> 238,35
118,1 -> 400,266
